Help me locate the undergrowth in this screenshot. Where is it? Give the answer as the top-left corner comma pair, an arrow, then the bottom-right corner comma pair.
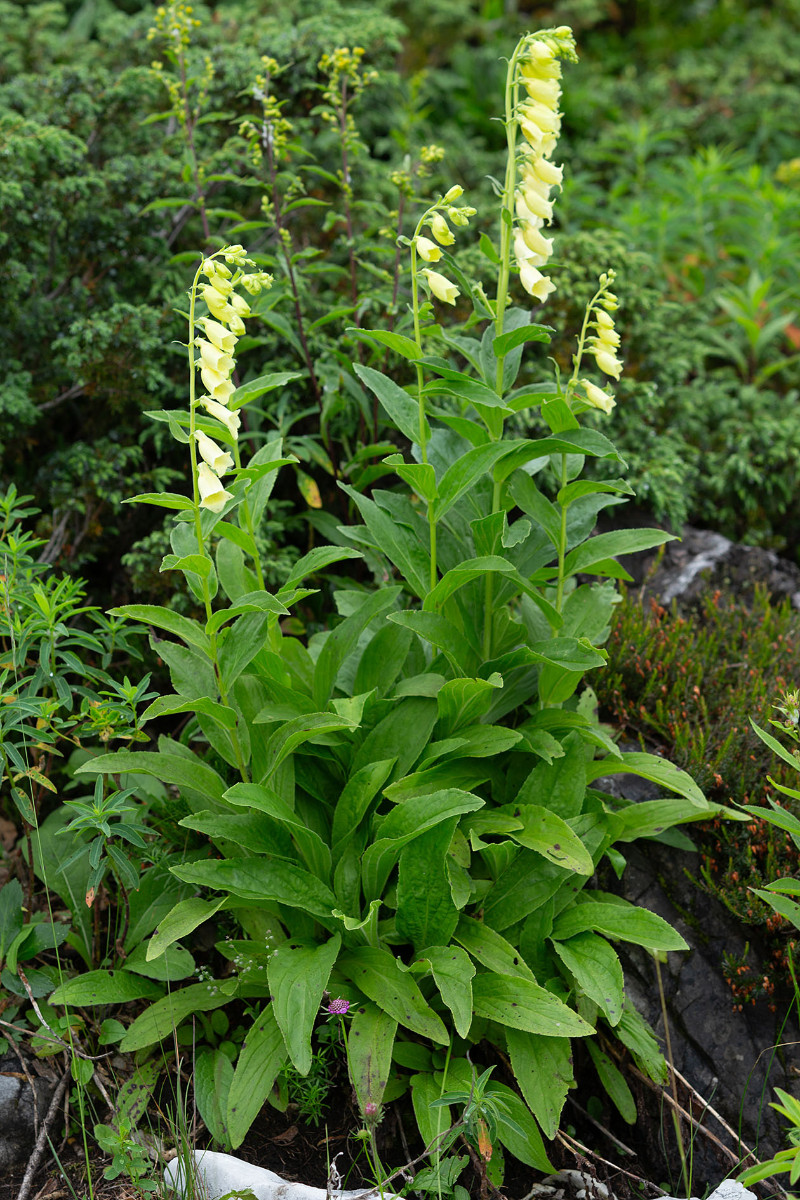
597,583 -> 800,1006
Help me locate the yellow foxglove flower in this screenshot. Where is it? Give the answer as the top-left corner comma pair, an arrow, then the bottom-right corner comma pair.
421,269 -> 460,305
225,312 -> 247,336
200,365 -> 236,405
521,184 -> 554,222
519,261 -> 556,302
228,292 -> 251,318
195,430 -> 234,475
197,461 -> 233,513
579,378 -> 616,414
429,212 -> 455,246
414,236 -> 442,263
592,349 -> 623,380
199,318 -> 237,354
201,397 -> 241,438
197,339 -> 234,376
520,223 -> 554,259
201,284 -> 230,321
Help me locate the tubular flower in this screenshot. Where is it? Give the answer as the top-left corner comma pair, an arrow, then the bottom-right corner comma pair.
199,318 -> 238,354
429,212 -> 455,246
421,269 -> 460,306
197,339 -> 234,376
414,236 -> 442,263
197,461 -> 233,513
512,28 -> 576,304
200,397 -> 241,439
200,364 -> 236,405
195,430 -> 234,475
587,299 -> 623,380
578,378 -> 616,414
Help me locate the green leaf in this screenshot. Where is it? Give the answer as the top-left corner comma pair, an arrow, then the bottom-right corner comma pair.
233,372 -> 303,406
585,752 -> 706,807
454,916 -> 536,981
353,364 -> 428,445
50,969 -> 163,1007
268,936 -> 340,1074
338,947 -> 449,1043
552,894 -> 689,952
227,1005 -> 288,1148
195,1049 -> 233,1146
119,981 -> 234,1051
423,557 -> 514,612
125,492 -> 194,511
147,897 -> 227,960
396,820 -> 460,952
497,804 -> 594,874
750,718 -> 800,773
350,330 -> 422,362
348,1001 -> 397,1113
506,1028 -> 572,1140
493,324 -> 551,357
433,445 -> 515,520
425,945 -> 475,1039
125,942 -> 195,982
141,694 -> 237,729
563,529 -> 676,577
281,546 -> 364,592
471,974 -> 592,1037
340,485 -> 430,598
313,587 -> 402,708
77,752 -> 227,808
206,590 -> 290,636
331,759 -> 396,861
491,1082 -> 555,1172
108,604 -> 210,653
751,888 -> 800,930
160,552 -> 212,578
551,932 -> 624,1025
171,859 -> 337,924
225,782 -> 331,879
615,1002 -> 667,1084
586,1041 -> 636,1124
387,611 -> 473,672
411,1072 -> 449,1149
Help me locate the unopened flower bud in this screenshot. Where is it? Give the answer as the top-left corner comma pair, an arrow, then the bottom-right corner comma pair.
429,211 -> 455,246
443,184 -> 463,203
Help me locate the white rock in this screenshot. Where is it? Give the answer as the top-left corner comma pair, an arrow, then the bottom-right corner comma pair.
661,1181 -> 757,1200
164,1149 -> 402,1200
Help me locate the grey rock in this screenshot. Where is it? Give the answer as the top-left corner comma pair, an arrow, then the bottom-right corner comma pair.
165,1149 -> 402,1200
0,1052 -> 59,1169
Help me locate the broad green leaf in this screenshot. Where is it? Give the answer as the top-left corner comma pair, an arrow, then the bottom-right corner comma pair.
586,1041 -> 636,1124
751,888 -> 800,930
361,789 -> 484,900
77,752 -> 227,808
433,445 -> 515,520
126,862 -> 193,952
120,981 -> 234,1051
350,330 -> 422,362
493,324 -> 551,357
218,611 -> 272,691
612,797 -> 731,842
206,590 -> 289,636
147,896 -> 226,960
281,546 -> 364,592
423,556 -> 515,611
491,1081 -> 555,1172
396,820 -> 460,952
233,371 -> 303,405
482,853 -> 567,931
518,732 -> 586,818
224,782 -> 330,879
171,859 -> 337,924
615,1002 -> 668,1084
551,932 -> 624,1025
125,942 -> 195,982
141,694 -> 237,729
160,552 -> 212,578
268,936 -> 340,1073
125,492 -> 194,511
331,759 -> 396,860
750,718 -> 800,772
384,454 -> 438,503
497,804 -> 593,874
350,696 -> 438,783
195,1049 -> 233,1145
258,713 -> 357,783
353,364 -> 428,445
506,1028 -> 572,1140
338,947 -> 449,1043
0,879 -> 23,964
340,485 -> 430,598
348,1001 -> 397,1113
425,945 -> 475,1039
108,604 -> 209,653
585,752 -> 706,807
353,623 -> 414,699
387,611 -> 474,671
454,916 -> 535,981
227,1005 -> 287,1148
411,1071 -> 449,1149
563,528 -> 676,577
436,675 -> 502,737
552,895 -> 688,952
472,973 -> 592,1037
313,587 -> 402,708
50,970 -> 163,1006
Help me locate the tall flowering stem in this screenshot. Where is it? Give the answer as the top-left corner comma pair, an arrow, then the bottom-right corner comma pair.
408,189 -> 472,594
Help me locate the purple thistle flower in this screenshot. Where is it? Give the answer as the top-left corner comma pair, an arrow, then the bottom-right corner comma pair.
326,997 -> 350,1014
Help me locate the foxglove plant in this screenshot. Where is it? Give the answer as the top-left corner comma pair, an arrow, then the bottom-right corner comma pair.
61,29 -> 721,1188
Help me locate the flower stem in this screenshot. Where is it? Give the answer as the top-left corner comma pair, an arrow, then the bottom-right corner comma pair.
410,228 -> 438,594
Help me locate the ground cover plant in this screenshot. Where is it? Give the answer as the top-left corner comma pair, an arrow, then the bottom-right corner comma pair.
0,23 -> 743,1197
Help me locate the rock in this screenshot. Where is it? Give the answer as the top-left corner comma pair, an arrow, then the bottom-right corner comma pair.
165,1149 -> 402,1200
0,1052 -> 59,1170
640,526 -> 800,610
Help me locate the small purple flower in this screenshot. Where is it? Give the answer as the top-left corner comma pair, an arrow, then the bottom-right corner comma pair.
326,997 -> 350,1015
364,1102 -> 379,1121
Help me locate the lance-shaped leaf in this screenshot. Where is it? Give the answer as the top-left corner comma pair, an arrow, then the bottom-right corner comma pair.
471,973 -> 592,1037
268,936 -> 340,1074
338,946 -> 449,1044
227,1005 -> 287,1148
348,1001 -> 397,1114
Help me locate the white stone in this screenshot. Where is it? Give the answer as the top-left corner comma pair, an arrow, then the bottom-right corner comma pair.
164,1149 -> 402,1200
